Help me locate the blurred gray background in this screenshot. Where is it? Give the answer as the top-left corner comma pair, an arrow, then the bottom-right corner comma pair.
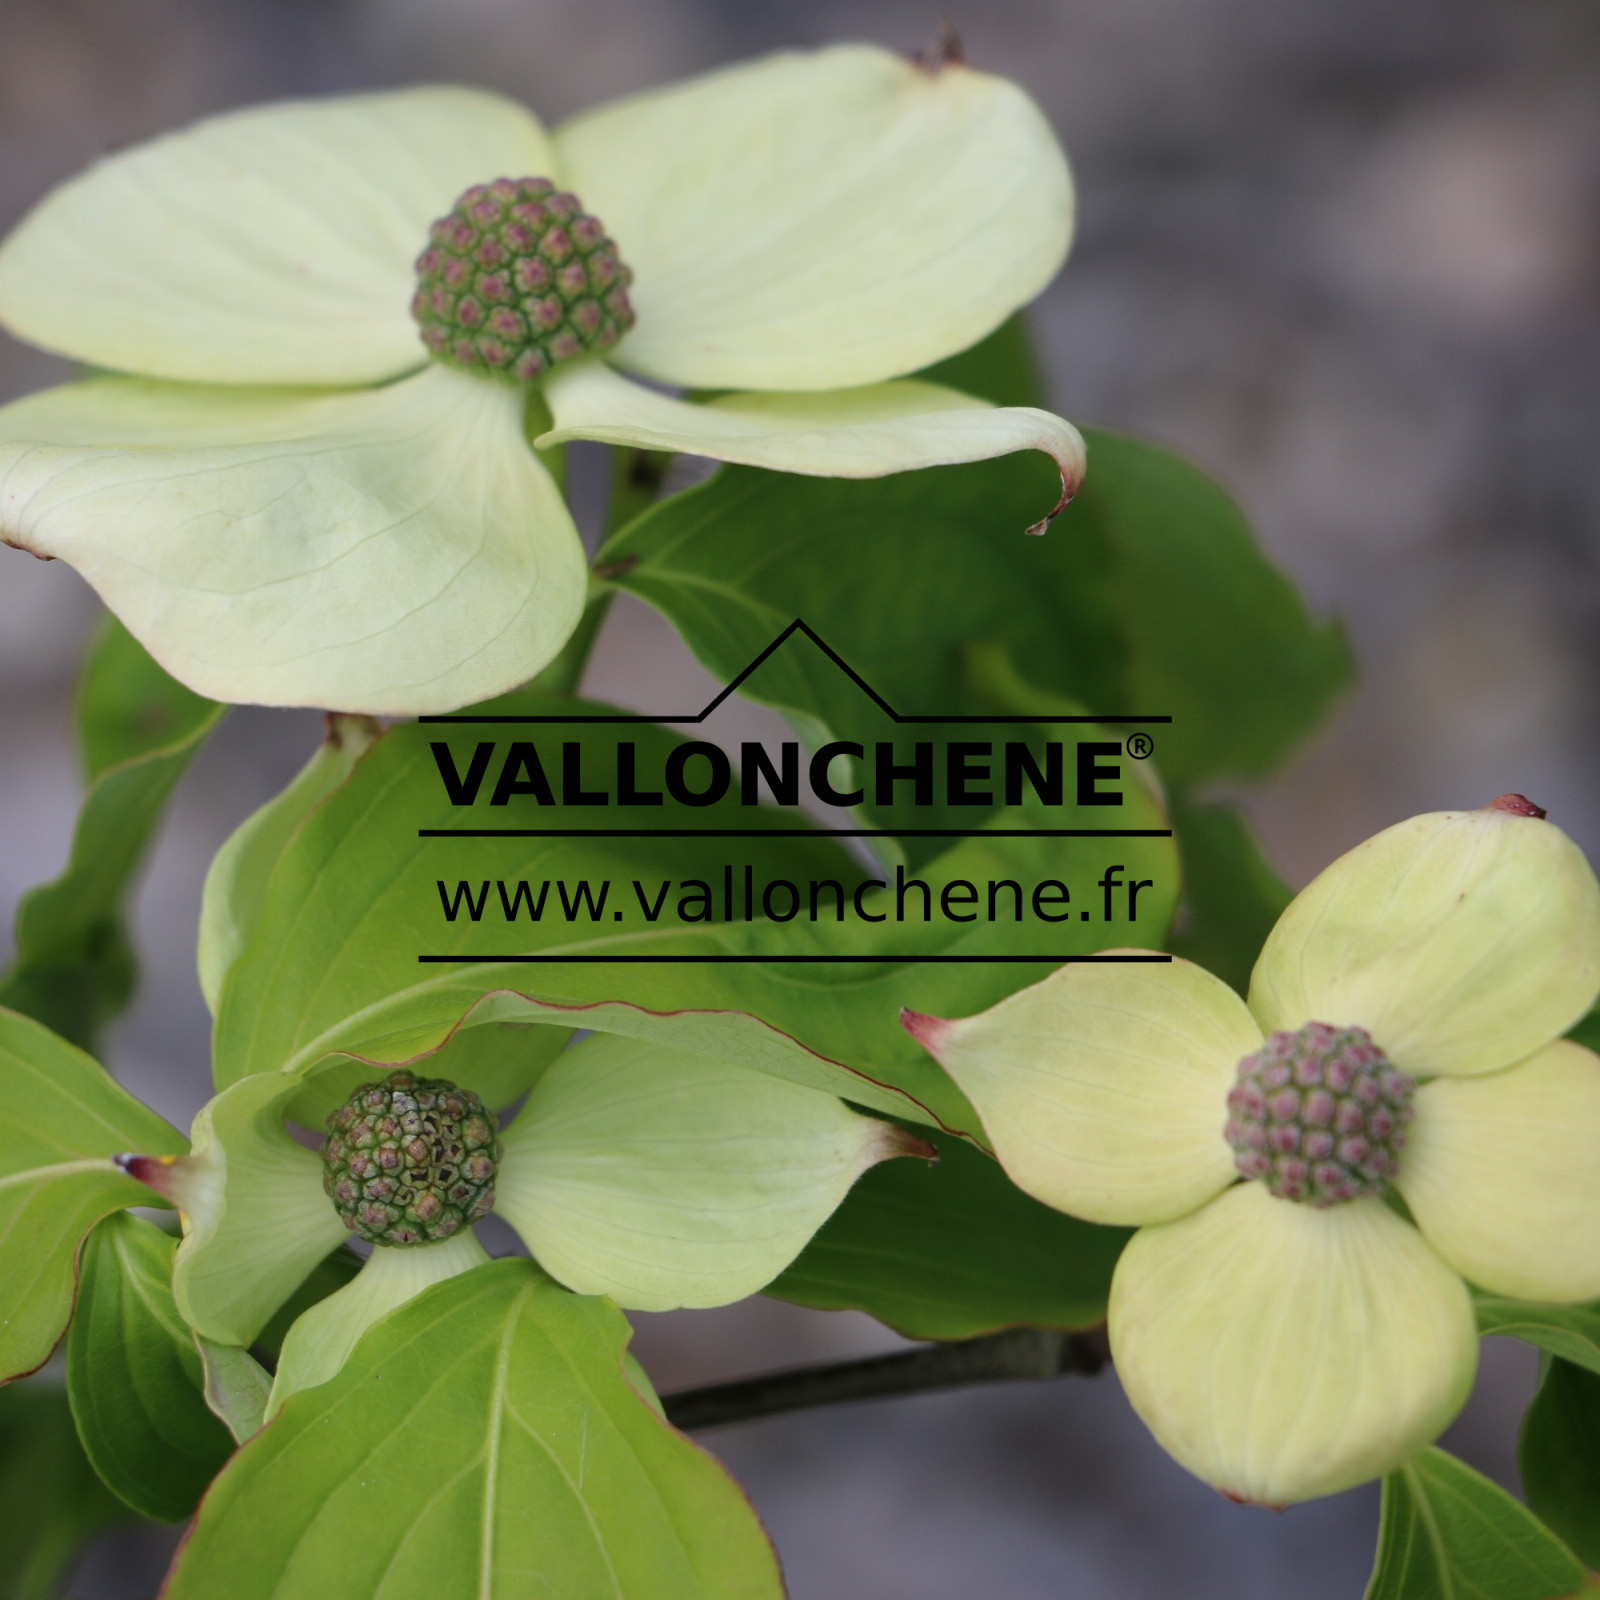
3,0 -> 1596,1594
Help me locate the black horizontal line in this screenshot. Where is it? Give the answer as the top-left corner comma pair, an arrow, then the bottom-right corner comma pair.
417,828 -> 1173,839
422,715 -> 1171,725
414,954 -> 1174,965
418,618 -> 1170,727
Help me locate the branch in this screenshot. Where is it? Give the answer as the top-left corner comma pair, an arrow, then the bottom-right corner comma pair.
661,1325 -> 1110,1432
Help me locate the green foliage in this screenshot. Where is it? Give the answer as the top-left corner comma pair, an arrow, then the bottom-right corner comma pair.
198,712 -> 378,1013
1363,1452 -> 1574,1600
1063,431 -> 1351,786
599,428 -> 1348,813
1167,799 -> 1292,993
73,613 -> 215,779
194,1336 -> 272,1445
211,693 -> 1175,1138
0,618 -> 221,1050
1365,1448 -> 1582,1600
163,1261 -> 783,1600
1565,1003 -> 1600,1053
251,1246 -> 363,1364
769,1128 -> 1129,1339
0,1006 -> 186,1381
1521,1357 -> 1600,1569
0,1381 -> 130,1600
1476,1297 -> 1600,1377
66,1212 -> 233,1520
919,310 -> 1048,408
0,311 -> 1378,1587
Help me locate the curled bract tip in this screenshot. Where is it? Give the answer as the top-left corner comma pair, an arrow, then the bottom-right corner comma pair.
876,1124 -> 939,1165
1024,465 -> 1081,536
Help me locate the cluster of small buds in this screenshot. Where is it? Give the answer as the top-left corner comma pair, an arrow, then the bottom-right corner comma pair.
1224,1023 -> 1415,1207
412,177 -> 635,379
321,1071 -> 499,1246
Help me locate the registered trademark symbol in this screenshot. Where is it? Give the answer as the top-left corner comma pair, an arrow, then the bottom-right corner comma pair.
1126,732 -> 1154,760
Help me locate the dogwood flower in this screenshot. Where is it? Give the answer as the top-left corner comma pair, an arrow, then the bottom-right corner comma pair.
0,48 -> 1083,714
903,798 -> 1600,1505
126,1030 -> 925,1414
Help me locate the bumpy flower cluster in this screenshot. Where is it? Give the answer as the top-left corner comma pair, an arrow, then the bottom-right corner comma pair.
412,177 -> 635,380
321,1071 -> 499,1246
1225,1022 -> 1414,1206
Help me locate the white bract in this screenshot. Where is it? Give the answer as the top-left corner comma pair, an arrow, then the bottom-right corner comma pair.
905,804 -> 1600,1505
0,50 -> 1084,714
144,1029 -> 923,1416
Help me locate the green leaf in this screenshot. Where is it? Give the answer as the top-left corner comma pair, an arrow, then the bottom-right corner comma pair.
0,618 -> 222,1050
66,1212 -> 233,1520
918,310 -> 1048,408
1565,1003 -> 1600,1053
199,712 -> 379,1014
74,611 -> 215,779
212,696 -> 1175,1138
163,1260 -> 783,1600
1365,1447 -> 1582,1600
196,1336 -> 272,1445
768,1128 -> 1128,1339
601,436 -> 1349,801
0,1380 -> 130,1600
1063,432 -> 1352,786
251,1246 -> 364,1364
1476,1297 -> 1600,1377
1521,1358 -> 1600,1569
952,659 -> 1291,993
0,1005 -> 186,1381
1167,799 -> 1291,994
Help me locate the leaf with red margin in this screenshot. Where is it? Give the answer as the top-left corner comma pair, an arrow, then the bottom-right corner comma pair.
162,1260 -> 783,1600
0,1006 -> 186,1382
214,694 -> 1175,1139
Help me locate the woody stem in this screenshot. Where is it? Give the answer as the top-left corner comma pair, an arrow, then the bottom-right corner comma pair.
660,1325 -> 1110,1432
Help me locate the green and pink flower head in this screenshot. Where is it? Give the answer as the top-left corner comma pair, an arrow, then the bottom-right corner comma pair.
905,797 -> 1600,1506
0,48 -> 1084,715
413,177 -> 635,378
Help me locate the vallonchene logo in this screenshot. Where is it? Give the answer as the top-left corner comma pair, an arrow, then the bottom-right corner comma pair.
416,620 -> 1174,967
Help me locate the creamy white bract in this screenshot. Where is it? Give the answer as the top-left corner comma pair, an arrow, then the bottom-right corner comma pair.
0,51 -> 1084,713
907,805 -> 1600,1505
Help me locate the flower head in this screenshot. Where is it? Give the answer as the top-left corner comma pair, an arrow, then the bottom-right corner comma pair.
320,1071 -> 500,1244
0,49 -> 1085,714
130,1031 -> 927,1415
904,802 -> 1600,1505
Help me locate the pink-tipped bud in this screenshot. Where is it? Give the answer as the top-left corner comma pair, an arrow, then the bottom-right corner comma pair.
113,1152 -> 183,1201
1486,793 -> 1547,818
900,1008 -> 954,1059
